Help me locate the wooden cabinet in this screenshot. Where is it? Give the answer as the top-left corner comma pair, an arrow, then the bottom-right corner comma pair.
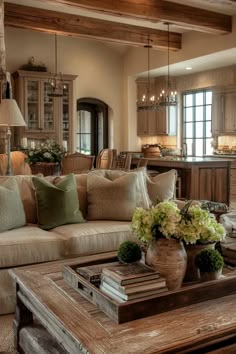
137,110 -> 157,136
211,89 -> 236,135
156,106 -> 177,135
12,70 -> 77,151
211,91 -> 223,135
230,160 -> 236,203
143,158 -> 230,204
137,106 -> 176,136
223,92 -> 236,133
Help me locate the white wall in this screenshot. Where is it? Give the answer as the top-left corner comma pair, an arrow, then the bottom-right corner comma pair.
5,27 -> 124,151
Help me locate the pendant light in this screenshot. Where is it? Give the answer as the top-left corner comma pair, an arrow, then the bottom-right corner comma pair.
137,36 -> 158,111
159,23 -> 177,106
48,33 -> 66,97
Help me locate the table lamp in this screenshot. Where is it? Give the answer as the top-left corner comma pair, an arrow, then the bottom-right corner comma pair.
0,99 -> 26,175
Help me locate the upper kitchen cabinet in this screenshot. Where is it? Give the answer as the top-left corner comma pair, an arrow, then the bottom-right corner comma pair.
211,91 -> 223,135
137,110 -> 157,136
156,105 -> 177,135
136,80 -> 177,136
222,91 -> 236,133
12,70 -> 77,150
211,88 -> 236,135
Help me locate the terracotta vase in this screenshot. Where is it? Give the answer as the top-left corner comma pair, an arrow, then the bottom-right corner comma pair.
184,243 -> 216,282
146,238 -> 187,291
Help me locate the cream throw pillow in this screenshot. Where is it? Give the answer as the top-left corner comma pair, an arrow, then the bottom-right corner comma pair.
91,168 -> 150,209
146,169 -> 177,205
87,173 -> 138,221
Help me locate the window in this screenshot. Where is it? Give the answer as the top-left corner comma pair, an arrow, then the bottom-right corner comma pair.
183,90 -> 213,156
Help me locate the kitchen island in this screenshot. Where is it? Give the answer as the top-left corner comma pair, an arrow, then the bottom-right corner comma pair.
132,156 -> 231,204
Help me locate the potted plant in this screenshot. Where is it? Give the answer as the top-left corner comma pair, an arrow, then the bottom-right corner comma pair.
178,202 -> 226,282
195,248 -> 224,282
24,139 -> 66,176
117,241 -> 142,263
131,201 -> 187,290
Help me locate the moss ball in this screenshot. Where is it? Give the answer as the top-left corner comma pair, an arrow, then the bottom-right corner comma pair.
118,241 -> 142,263
195,248 -> 224,273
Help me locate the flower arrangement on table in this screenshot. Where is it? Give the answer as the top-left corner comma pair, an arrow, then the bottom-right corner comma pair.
24,139 -> 66,165
131,200 -> 226,245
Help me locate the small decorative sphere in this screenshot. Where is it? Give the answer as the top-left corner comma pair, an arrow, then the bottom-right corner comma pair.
118,241 -> 142,263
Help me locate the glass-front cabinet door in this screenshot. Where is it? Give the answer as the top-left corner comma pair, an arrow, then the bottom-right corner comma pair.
13,70 -> 77,151
43,81 -> 55,132
26,79 -> 40,131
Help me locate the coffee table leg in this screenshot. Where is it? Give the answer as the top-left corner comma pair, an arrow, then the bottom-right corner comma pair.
13,283 -> 33,353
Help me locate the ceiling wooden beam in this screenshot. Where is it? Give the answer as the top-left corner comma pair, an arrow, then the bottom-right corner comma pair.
46,0 -> 232,34
4,3 -> 181,50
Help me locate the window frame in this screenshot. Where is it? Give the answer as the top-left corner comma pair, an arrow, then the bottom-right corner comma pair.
182,89 -> 213,157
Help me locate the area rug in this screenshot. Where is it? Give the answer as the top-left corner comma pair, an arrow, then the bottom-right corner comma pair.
0,314 -> 17,353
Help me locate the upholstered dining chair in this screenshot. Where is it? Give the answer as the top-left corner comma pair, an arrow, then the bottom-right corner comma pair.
112,152 -> 132,171
95,148 -> 117,169
61,152 -> 95,175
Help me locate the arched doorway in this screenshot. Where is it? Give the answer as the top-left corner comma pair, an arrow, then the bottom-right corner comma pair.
76,98 -> 108,156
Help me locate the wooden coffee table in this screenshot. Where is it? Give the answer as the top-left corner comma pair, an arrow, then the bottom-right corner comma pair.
10,252 -> 236,354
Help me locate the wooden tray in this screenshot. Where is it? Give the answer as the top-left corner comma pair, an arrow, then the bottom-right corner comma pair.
63,256 -> 236,324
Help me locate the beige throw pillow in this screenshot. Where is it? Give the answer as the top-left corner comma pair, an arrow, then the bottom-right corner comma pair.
146,169 -> 177,205
91,168 -> 150,209
87,173 -> 138,221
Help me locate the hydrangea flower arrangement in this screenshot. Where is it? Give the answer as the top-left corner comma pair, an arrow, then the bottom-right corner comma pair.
178,204 -> 225,244
131,201 -> 181,244
24,140 -> 66,165
131,201 -> 226,245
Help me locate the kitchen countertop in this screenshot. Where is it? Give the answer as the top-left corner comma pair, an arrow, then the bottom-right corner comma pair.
139,156 -> 233,162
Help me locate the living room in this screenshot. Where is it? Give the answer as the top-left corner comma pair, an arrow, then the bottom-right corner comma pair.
2,0 -> 236,353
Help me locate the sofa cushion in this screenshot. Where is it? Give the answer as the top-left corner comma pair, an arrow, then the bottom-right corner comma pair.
32,174 -> 85,230
146,169 -> 177,205
0,178 -> 26,232
87,173 -> 138,221
0,225 -> 65,268
89,168 -> 150,207
51,220 -> 134,257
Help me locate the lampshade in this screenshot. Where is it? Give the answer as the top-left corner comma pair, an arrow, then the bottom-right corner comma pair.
0,99 -> 26,126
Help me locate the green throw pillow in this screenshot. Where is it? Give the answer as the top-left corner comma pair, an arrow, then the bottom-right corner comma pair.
0,178 -> 26,232
32,174 -> 85,230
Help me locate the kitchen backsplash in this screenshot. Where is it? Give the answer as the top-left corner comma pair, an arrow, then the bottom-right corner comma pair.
217,136 -> 236,153
140,135 -> 177,149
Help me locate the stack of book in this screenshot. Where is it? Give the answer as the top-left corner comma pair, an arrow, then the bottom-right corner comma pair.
100,262 -> 168,303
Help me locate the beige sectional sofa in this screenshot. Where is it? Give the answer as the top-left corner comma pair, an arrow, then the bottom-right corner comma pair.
0,168 -> 177,315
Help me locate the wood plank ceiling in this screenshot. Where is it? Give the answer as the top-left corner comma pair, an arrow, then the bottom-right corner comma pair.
4,1 -> 233,51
